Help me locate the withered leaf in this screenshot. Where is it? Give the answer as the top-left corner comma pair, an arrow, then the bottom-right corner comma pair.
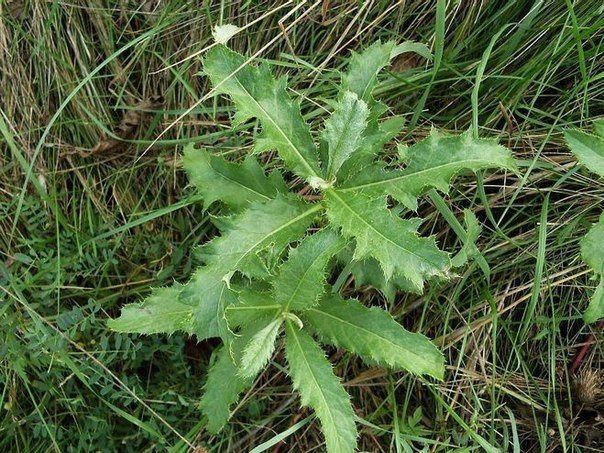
82,95 -> 164,157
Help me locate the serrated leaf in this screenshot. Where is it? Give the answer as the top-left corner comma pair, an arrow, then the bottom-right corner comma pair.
323,91 -> 369,178
239,317 -> 283,379
203,45 -> 322,181
339,130 -> 517,207
285,322 -> 357,453
326,189 -> 449,291
305,295 -> 444,379
201,316 -> 273,431
342,40 -> 396,106
226,290 -> 281,328
107,284 -> 194,335
337,40 -> 410,179
182,145 -> 286,209
179,266 -> 238,342
201,345 -> 253,433
199,195 -> 321,278
581,214 -> 604,323
347,257 -> 420,301
565,128 -> 604,178
274,229 -> 346,311
337,115 -> 405,180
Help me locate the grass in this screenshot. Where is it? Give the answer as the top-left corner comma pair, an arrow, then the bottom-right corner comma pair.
1,0 -> 603,451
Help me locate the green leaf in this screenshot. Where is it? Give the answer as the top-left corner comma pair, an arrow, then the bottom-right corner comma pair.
348,257 -> 420,301
203,45 -> 322,181
274,229 -> 346,311
337,115 -> 405,181
180,196 -> 319,342
339,130 -> 517,208
565,128 -> 604,178
581,214 -> 604,323
107,284 -> 194,335
392,41 -> 433,62
285,322 -> 357,453
326,189 -> 450,291
182,145 -> 286,209
585,281 -> 604,324
342,40 -> 396,106
201,316 -> 277,431
305,296 -> 444,379
450,209 -> 482,268
593,118 -> 604,138
239,317 -> 283,379
336,41 -> 413,179
565,123 -> 604,323
226,290 -> 281,328
179,267 -> 238,341
323,91 -> 369,178
199,195 -> 321,278
201,345 -> 253,433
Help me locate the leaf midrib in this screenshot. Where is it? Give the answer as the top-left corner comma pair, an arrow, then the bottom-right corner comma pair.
228,73 -> 320,180
214,203 -> 322,272
281,245 -> 338,311
227,304 -> 282,313
235,203 -> 321,268
338,158 -> 509,193
287,324 -> 340,447
308,306 -> 434,370
213,164 -> 273,201
326,98 -> 362,176
327,190 -> 442,269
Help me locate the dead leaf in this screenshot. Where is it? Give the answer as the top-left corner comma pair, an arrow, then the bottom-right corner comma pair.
391,53 -> 422,72
81,95 -> 164,157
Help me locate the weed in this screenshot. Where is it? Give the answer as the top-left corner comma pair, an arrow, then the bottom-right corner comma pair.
109,38 -> 516,452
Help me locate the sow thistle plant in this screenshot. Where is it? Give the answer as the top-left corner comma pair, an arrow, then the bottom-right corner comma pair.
109,40 -> 517,451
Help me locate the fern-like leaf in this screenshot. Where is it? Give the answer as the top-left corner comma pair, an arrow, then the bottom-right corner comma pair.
203,45 -> 322,181
305,295 -> 444,379
285,322 -> 357,453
